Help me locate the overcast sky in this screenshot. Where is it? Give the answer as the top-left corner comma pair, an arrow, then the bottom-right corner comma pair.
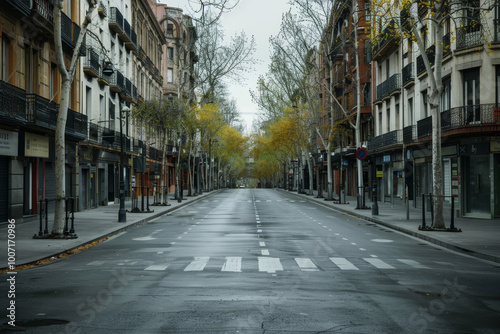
158,0 -> 292,134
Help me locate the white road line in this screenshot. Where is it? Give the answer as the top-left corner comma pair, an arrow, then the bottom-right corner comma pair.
397,259 -> 430,269
295,258 -> 319,271
144,264 -> 169,271
342,238 -> 348,240
258,257 -> 283,273
351,243 -> 357,245
330,257 -> 359,270
221,257 -> 242,272
259,242 -> 266,247
364,258 -> 395,269
359,248 -> 366,251
87,261 -> 105,266
257,229 -> 262,233
261,249 -> 270,256
184,257 -> 210,271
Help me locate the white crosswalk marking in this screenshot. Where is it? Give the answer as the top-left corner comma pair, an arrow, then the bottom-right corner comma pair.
364,258 -> 395,269
397,259 -> 430,269
330,257 -> 359,270
258,257 -> 283,273
295,258 -> 319,271
261,249 -> 270,256
221,257 -> 242,272
144,264 -> 169,271
184,257 -> 210,271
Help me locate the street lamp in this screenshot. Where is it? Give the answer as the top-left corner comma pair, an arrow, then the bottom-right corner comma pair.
118,105 -> 130,222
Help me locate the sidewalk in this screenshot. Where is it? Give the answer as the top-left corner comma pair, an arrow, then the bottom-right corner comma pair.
281,189 -> 500,264
0,191 -> 219,270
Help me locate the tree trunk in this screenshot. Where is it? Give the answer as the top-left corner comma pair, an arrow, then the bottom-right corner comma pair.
52,80 -> 72,235
431,104 -> 445,228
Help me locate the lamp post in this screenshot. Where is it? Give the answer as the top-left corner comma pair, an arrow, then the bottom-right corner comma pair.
118,105 -> 130,222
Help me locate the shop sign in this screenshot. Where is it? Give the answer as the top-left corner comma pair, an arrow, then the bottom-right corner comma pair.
0,130 -> 18,156
491,140 -> 500,152
25,133 -> 49,158
383,155 -> 391,163
376,170 -> 383,178
458,143 -> 489,156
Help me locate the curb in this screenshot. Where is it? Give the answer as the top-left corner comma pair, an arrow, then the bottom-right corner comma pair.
280,189 -> 500,264
2,191 -> 221,271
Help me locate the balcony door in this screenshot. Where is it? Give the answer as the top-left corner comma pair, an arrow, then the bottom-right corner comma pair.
464,68 -> 480,124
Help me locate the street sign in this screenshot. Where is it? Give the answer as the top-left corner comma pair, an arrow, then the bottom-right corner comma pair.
356,148 -> 368,160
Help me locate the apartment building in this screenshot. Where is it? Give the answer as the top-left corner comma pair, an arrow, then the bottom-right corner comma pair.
78,0 -> 166,210
0,0 -> 86,223
370,0 -> 500,218
317,0 -> 372,200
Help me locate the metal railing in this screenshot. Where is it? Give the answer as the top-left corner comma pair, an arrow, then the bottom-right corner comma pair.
376,73 -> 401,100
417,104 -> 499,138
419,194 -> 461,232
0,80 -> 27,124
34,198 -> 77,239
368,129 -> 402,151
456,25 -> 483,50
403,125 -> 417,144
402,62 -> 414,86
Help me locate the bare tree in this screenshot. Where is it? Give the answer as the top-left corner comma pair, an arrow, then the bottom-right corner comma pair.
51,0 -> 97,236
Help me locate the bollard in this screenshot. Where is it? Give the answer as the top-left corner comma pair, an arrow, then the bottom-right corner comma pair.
430,193 -> 434,227
421,194 -> 426,229
141,186 -> 145,212
44,199 -> 49,235
450,195 -> 455,230
147,186 -> 150,211
69,198 -> 75,234
38,199 -> 43,236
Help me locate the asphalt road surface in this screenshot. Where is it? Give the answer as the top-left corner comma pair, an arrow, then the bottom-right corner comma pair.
2,189 -> 500,333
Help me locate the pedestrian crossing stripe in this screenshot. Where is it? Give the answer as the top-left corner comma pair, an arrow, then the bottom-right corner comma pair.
87,257 -> 432,272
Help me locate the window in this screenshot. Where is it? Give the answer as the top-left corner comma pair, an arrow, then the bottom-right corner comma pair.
395,102 -> 400,130
86,86 -> 92,116
422,90 -> 428,118
2,36 -> 12,82
497,66 -> 500,107
440,77 -> 451,112
167,68 -> 173,83
464,68 -> 480,124
168,47 -> 174,60
363,83 -> 371,106
386,107 -> 390,132
167,23 -> 174,38
408,97 -> 414,126
378,107 -> 383,135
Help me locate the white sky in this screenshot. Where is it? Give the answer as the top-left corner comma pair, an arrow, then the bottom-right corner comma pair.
158,0 -> 292,134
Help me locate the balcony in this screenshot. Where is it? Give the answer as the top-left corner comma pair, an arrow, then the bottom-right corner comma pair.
495,19 -> 500,43
109,70 -> 125,93
0,80 -> 27,125
26,94 -> 58,130
61,12 -> 74,49
329,38 -> 344,62
402,63 -> 414,87
376,73 -> 401,100
372,22 -> 399,61
6,0 -> 32,16
416,44 -> 435,76
83,49 -> 100,78
125,28 -> 137,52
109,7 -> 124,35
87,123 -> 103,143
368,129 -> 402,151
66,108 -> 88,139
119,18 -> 132,44
32,0 -> 54,36
456,25 -> 483,50
443,32 -> 451,56
416,104 -> 499,139
403,125 -> 417,144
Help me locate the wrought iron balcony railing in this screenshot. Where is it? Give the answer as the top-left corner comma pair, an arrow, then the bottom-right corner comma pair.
6,0 -> 32,16
83,49 -> 100,77
402,62 -> 414,86
456,25 -> 483,50
417,104 -> 499,139
376,73 -> 401,100
403,125 -> 417,144
109,7 -> 124,34
368,129 -> 403,151
0,80 -> 27,124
